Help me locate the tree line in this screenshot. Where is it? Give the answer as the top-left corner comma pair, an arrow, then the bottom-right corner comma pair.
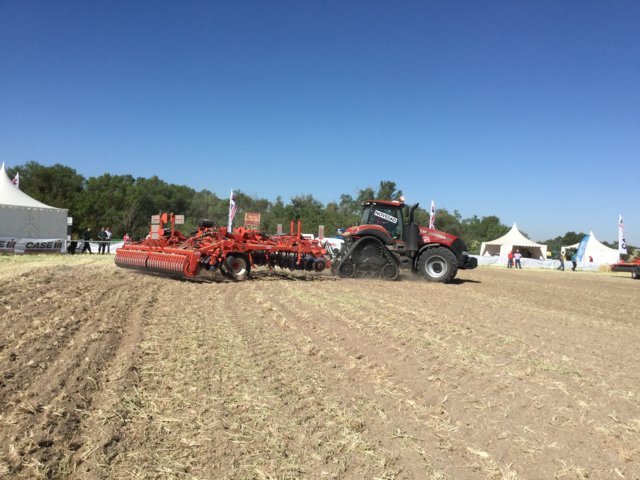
6,161 -> 634,256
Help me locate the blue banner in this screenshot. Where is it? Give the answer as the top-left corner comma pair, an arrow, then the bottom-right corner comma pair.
575,234 -> 589,262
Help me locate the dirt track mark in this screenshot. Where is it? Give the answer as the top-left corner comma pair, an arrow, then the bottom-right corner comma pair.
1,258 -> 639,479
0,261 -> 151,478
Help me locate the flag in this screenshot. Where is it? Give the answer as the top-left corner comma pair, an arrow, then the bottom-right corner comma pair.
11,172 -> 19,189
428,200 -> 436,229
576,234 -> 590,262
618,215 -> 627,254
227,189 -> 237,231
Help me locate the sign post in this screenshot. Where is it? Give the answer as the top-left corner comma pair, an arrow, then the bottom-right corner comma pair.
244,212 -> 261,230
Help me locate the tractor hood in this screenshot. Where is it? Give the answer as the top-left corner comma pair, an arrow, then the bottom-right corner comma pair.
418,226 -> 459,248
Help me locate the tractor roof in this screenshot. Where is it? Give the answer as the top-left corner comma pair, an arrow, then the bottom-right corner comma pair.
362,199 -> 405,208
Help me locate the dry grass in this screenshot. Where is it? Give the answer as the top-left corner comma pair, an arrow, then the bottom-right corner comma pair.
1,257 -> 640,479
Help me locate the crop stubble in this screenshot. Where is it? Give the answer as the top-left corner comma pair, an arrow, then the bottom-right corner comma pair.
0,256 -> 638,479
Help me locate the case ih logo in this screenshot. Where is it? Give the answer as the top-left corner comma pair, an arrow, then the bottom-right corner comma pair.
373,210 -> 398,224
25,240 -> 63,252
0,239 -> 17,252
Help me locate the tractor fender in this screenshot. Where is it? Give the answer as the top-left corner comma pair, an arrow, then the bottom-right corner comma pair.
345,226 -> 394,245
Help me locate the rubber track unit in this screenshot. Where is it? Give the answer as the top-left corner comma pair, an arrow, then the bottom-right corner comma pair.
334,236 -> 399,281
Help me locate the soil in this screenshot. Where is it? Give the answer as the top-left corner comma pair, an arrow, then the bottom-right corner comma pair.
1,255 -> 639,479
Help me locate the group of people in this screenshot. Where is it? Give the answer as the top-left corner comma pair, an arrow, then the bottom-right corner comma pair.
80,226 -> 113,254
556,252 -> 579,271
507,249 -> 523,269
508,249 -> 584,272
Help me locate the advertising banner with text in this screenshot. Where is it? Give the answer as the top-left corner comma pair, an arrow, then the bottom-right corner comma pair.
0,237 -> 65,254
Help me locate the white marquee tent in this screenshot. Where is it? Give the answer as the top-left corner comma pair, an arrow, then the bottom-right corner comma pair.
562,231 -> 619,265
480,222 -> 548,260
0,162 -> 68,253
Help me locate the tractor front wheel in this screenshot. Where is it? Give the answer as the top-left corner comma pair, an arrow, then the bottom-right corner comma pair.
226,254 -> 251,281
417,247 -> 457,283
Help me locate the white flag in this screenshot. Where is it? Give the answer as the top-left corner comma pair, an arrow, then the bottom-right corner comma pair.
11,172 -> 19,189
428,200 -> 436,229
618,215 -> 627,254
228,189 -> 237,231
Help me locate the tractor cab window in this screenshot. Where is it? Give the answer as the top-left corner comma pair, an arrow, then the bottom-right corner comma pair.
362,206 -> 403,239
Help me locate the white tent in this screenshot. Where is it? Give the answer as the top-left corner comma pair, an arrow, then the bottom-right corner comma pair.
0,163 -> 68,253
560,242 -> 580,255
566,231 -> 619,265
480,222 -> 548,260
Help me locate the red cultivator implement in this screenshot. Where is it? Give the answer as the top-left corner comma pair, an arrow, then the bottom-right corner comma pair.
611,259 -> 640,279
115,213 -> 330,281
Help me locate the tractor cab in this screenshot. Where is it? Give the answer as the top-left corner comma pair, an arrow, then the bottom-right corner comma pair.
360,200 -> 405,239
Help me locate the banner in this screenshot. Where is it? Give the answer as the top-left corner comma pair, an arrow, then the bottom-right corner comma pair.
428,200 -> 436,229
575,234 -> 590,262
244,212 -> 261,230
228,189 -> 237,231
0,237 -> 65,254
618,215 -> 627,254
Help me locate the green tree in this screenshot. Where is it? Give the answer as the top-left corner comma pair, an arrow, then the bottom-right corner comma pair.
461,215 -> 509,247
8,161 -> 85,213
75,174 -> 139,237
356,186 -> 375,204
376,180 -> 403,200
432,208 -> 463,237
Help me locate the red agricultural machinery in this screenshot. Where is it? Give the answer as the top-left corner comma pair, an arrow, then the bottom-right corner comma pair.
115,200 -> 477,283
611,259 -> 640,279
115,213 -> 329,281
330,200 -> 477,282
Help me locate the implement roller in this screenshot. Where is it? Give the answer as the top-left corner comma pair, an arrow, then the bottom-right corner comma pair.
115,213 -> 330,281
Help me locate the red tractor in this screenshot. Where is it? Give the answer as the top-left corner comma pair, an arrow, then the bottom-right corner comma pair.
331,200 -> 477,282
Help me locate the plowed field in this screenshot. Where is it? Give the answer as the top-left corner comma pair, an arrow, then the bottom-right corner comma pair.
1,255 -> 639,479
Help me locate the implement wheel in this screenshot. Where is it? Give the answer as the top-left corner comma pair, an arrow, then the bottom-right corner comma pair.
417,247 -> 457,283
226,254 -> 251,281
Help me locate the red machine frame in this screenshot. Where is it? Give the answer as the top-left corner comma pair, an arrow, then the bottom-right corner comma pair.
116,213 -> 330,281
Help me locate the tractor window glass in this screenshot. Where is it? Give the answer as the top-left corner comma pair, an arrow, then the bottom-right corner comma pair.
370,207 -> 401,238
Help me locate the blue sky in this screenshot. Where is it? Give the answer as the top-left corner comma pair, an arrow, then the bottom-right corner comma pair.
1,1 -> 638,243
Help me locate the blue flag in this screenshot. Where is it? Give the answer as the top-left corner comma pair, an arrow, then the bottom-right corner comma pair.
575,234 -> 589,262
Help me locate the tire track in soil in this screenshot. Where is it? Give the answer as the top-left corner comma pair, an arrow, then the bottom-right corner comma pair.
103,280 -> 253,479
0,262 -> 154,479
2,262 -> 639,479
106,279 -> 401,479
249,280 -> 486,479
218,282 -> 408,479
255,276 -> 640,479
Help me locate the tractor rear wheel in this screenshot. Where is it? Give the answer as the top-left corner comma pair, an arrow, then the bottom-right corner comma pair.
417,247 -> 457,283
226,254 -> 251,281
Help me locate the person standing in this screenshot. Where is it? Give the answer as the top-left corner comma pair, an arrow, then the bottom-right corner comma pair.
557,251 -> 565,271
507,250 -> 514,268
514,250 -> 523,269
571,252 -> 577,271
81,228 -> 92,254
123,232 -> 132,244
97,227 -> 107,254
105,227 -> 112,253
